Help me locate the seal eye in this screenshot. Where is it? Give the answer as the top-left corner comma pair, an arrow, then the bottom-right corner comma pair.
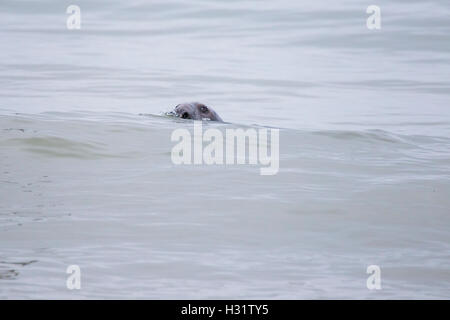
181,112 -> 189,119
200,106 -> 208,113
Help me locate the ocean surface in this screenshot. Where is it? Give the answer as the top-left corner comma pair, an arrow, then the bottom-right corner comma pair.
1,0 -> 450,299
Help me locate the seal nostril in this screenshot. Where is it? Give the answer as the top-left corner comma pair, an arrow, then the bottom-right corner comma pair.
181,112 -> 189,119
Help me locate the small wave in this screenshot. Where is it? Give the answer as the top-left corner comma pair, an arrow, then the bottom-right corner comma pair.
3,136 -> 125,159
310,128 -> 424,146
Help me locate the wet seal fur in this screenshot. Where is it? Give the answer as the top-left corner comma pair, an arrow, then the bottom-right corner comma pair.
173,102 -> 223,122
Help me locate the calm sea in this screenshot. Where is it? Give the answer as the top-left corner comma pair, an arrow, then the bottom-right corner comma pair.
0,0 -> 449,299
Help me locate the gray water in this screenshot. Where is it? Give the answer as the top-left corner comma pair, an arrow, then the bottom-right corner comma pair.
1,0 -> 450,299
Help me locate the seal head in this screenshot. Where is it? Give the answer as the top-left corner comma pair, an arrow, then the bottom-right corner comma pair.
174,102 -> 223,122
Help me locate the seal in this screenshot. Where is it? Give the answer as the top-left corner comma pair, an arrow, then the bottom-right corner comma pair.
173,102 -> 223,122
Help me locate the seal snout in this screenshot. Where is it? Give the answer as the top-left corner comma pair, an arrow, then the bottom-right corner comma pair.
174,103 -> 195,120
